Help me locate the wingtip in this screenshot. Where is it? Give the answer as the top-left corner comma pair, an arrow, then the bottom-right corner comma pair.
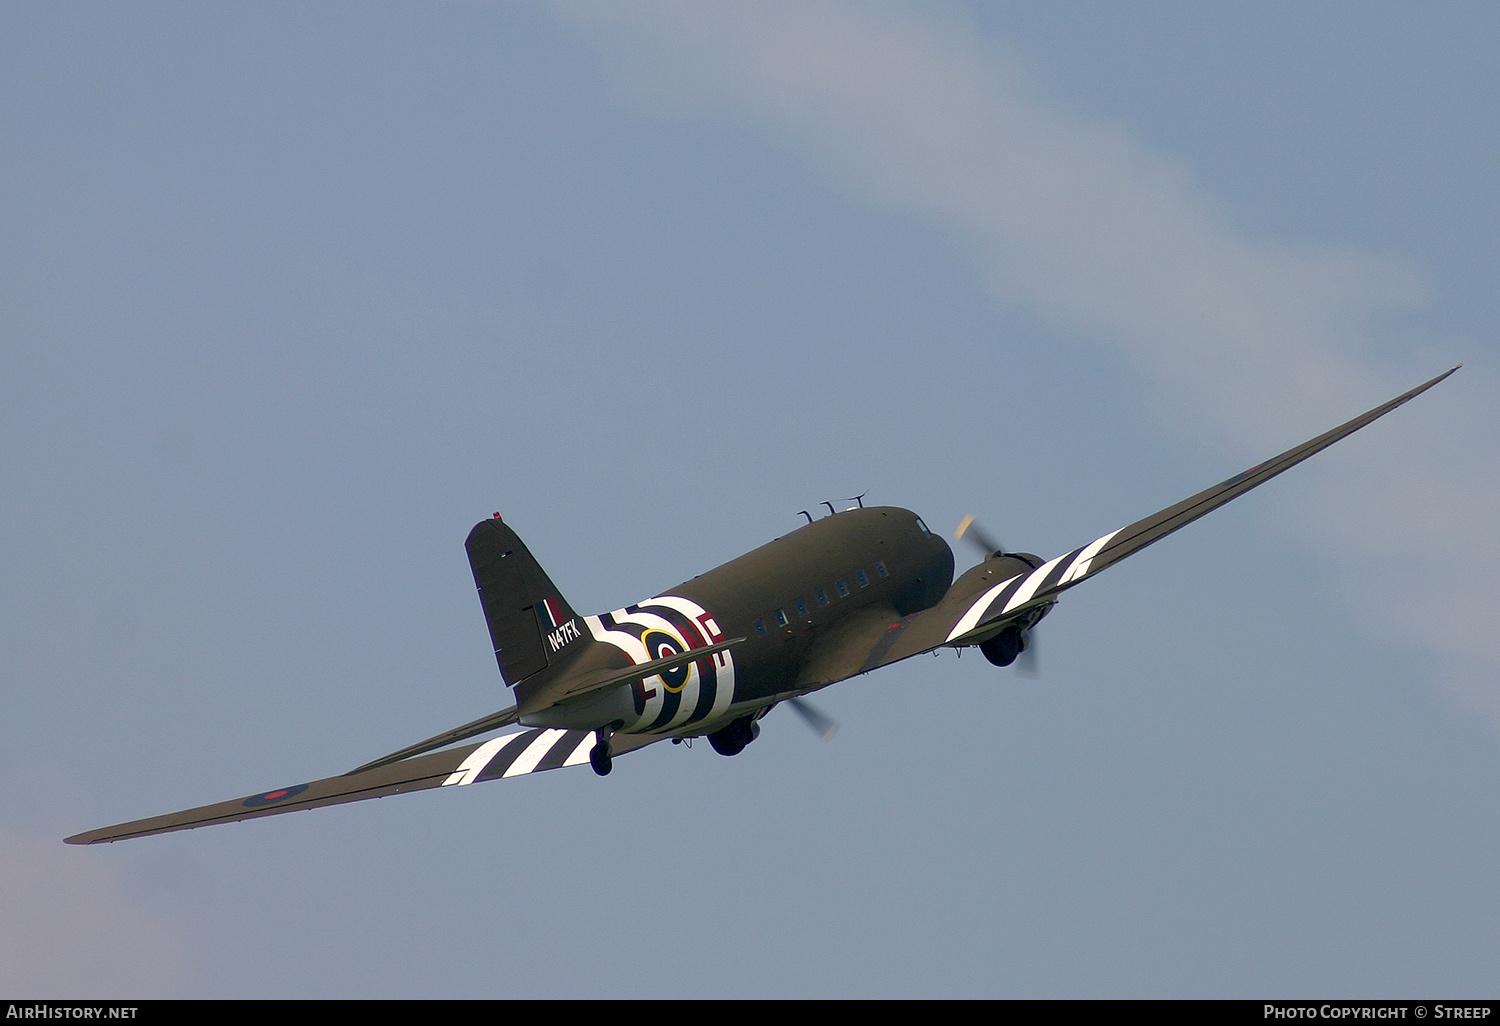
1401,365 -> 1461,400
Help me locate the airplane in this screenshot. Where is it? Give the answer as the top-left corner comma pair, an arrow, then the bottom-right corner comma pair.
65,367 -> 1458,844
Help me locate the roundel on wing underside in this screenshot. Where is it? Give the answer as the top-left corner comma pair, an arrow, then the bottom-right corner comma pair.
242,783 -> 310,807
641,628 -> 690,692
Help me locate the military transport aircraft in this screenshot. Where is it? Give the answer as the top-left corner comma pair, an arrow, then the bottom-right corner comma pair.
65,368 -> 1458,844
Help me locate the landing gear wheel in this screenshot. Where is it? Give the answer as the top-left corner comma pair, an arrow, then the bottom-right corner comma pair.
708,725 -> 745,757
979,626 -> 1028,667
590,739 -> 613,776
708,716 -> 759,757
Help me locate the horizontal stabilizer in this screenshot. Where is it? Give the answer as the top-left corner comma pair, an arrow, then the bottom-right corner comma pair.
518,635 -> 745,713
345,705 -> 521,776
348,637 -> 741,773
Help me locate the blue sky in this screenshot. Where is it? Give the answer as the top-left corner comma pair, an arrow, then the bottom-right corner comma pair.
3,2 -> 1497,997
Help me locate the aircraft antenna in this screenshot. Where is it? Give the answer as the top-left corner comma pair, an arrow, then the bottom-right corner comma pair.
797,510 -> 813,524
821,501 -> 836,517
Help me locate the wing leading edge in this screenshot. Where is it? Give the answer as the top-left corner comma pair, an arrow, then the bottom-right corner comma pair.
64,728 -> 663,844
837,366 -> 1459,674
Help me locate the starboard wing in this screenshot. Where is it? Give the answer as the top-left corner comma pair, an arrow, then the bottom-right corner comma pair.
819,366 -> 1459,677
65,728 -> 662,844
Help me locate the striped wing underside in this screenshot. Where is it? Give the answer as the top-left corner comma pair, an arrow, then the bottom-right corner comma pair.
66,728 -> 660,844
855,367 -> 1458,671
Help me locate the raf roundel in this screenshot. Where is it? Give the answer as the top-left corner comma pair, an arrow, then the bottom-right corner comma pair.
242,784 -> 311,808
641,629 -> 690,692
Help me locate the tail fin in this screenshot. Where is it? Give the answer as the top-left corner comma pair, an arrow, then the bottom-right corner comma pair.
465,515 -> 582,688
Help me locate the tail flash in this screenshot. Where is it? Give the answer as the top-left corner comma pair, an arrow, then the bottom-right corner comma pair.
465,516 -> 581,688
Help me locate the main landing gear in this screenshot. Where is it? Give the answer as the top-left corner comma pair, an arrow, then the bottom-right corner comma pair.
590,730 -> 613,776
707,716 -> 760,757
594,715 -> 763,770
979,625 -> 1030,667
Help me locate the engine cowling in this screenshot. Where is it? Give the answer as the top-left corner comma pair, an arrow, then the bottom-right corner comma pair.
979,625 -> 1029,667
981,551 -> 1044,575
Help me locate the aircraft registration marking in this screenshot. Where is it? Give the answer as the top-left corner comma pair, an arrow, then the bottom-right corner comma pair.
546,618 -> 582,652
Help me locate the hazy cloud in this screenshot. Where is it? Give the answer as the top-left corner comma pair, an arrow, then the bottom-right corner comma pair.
551,1 -> 1500,725
0,828 -> 186,997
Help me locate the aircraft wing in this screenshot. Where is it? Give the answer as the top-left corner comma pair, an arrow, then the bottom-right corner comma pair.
65,728 -> 660,844
803,366 -> 1459,682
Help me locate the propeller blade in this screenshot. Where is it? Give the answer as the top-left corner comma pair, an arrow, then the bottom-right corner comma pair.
787,697 -> 839,741
955,514 -> 1004,557
1015,629 -> 1039,679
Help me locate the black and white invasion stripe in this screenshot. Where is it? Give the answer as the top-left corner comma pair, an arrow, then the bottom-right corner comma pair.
945,529 -> 1120,643
441,728 -> 596,786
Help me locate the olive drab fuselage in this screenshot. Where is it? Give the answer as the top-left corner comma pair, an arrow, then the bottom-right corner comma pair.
512,507 -> 954,737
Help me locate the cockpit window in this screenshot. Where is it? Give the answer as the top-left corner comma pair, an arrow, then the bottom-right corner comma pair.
915,517 -> 932,537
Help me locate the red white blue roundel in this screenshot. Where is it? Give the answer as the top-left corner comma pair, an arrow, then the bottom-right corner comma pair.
583,595 -> 736,733
242,784 -> 310,808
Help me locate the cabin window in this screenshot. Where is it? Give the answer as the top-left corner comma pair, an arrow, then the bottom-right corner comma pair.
915,518 -> 932,537
753,619 -> 767,637
795,598 -> 809,618
875,561 -> 888,578
815,589 -> 829,607
835,579 -> 849,598
774,608 -> 789,627
856,569 -> 870,588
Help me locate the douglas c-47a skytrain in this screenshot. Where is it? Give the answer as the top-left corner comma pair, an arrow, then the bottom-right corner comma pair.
65,368 -> 1457,844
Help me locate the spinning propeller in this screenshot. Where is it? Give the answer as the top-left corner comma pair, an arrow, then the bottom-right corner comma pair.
954,514 -> 1004,557
786,696 -> 839,741
955,515 -> 1040,678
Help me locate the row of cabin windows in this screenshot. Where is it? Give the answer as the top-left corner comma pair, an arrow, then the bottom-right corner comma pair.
751,560 -> 890,636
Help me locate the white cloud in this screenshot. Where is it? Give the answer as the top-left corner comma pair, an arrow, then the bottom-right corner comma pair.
551,1 -> 1500,726
0,828 -> 187,997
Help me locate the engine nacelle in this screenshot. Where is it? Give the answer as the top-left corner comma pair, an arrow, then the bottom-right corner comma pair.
982,551 -> 1044,576
979,625 -> 1029,667
707,715 -> 761,757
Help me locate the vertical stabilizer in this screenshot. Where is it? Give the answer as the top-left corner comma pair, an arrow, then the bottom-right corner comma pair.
465,516 -> 580,688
